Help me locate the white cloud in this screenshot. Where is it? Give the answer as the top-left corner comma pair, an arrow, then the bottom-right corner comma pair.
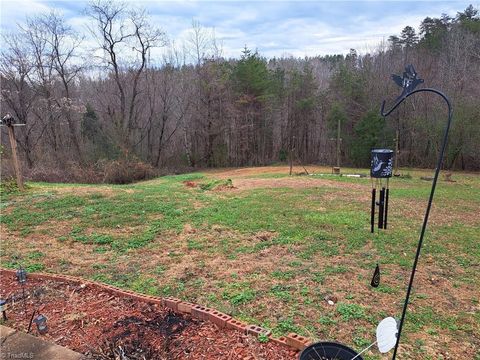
0,0 -> 50,32
1,0 -> 475,60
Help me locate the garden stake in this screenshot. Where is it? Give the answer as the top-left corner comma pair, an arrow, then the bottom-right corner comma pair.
380,64 -> 453,360
27,309 -> 36,333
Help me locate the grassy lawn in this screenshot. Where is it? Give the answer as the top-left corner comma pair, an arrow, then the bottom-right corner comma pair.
1,165 -> 479,359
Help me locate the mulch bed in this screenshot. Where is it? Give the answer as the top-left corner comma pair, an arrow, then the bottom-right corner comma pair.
0,270 -> 297,359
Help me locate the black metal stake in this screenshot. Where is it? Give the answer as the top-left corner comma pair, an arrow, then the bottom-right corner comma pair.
27,309 -> 36,333
380,66 -> 453,359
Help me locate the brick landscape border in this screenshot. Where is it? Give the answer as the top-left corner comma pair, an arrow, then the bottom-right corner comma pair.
0,268 -> 311,352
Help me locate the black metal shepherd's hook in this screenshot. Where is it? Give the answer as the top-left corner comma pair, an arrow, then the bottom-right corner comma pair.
380,65 -> 453,360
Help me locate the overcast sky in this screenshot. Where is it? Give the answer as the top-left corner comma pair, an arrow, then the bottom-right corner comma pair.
0,0 -> 476,59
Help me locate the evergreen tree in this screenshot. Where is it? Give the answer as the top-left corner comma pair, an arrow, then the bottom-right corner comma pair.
82,104 -> 117,160
350,110 -> 385,166
400,26 -> 419,48
388,35 -> 402,52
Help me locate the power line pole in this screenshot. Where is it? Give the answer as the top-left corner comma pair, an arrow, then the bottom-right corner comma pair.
393,129 -> 400,176
329,117 -> 342,174
1,114 -> 25,191
336,116 -> 341,168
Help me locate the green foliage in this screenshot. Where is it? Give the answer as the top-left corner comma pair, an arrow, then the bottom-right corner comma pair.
198,179 -> 232,190
25,263 -> 45,272
350,110 -> 385,166
81,104 -> 118,160
231,47 -> 273,103
330,64 -> 365,103
257,333 -> 269,343
400,25 -> 419,47
222,281 -> 256,305
457,5 -> 480,32
1,170 -> 479,353
274,318 -> 303,336
326,102 -> 347,138
419,16 -> 449,51
0,178 -> 29,197
337,303 -> 367,321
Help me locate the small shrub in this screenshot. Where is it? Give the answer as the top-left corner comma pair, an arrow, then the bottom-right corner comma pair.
0,178 -> 29,196
102,158 -> 157,184
258,333 -> 270,343
337,302 -> 367,321
198,179 -> 234,190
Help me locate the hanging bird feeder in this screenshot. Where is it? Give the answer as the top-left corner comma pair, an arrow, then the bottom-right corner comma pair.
370,149 -> 393,233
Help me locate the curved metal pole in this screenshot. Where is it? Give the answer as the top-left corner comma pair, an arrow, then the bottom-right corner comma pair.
380,88 -> 453,360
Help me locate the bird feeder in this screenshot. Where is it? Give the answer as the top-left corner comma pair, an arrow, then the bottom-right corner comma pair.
33,314 -> 48,334
370,149 -> 393,233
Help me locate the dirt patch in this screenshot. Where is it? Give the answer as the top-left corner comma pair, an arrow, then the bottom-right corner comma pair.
52,186 -> 134,197
395,198 -> 480,227
0,232 -> 112,276
0,270 -> 297,359
209,166 -> 334,179
227,177 -> 368,191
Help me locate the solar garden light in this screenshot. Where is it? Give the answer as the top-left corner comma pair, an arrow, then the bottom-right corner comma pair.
33,314 -> 48,334
16,267 -> 27,284
0,299 -> 8,321
379,65 -> 453,360
16,266 -> 28,317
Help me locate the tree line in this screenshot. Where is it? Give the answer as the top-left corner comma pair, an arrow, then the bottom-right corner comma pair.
1,2 -> 479,183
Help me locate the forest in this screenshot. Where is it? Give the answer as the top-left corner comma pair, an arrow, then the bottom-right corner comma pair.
1,2 -> 479,183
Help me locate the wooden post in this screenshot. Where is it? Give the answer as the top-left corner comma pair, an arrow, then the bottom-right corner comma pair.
394,129 -> 400,176
6,124 -> 25,191
336,117 -> 341,168
289,146 -> 293,176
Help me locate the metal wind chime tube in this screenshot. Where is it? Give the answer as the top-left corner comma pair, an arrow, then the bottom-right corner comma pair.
370,149 -> 393,233
379,64 -> 453,360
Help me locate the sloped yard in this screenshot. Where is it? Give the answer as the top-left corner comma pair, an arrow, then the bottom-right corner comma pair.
1,166 -> 479,359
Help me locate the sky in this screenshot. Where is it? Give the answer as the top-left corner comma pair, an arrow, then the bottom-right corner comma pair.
0,0 -> 477,60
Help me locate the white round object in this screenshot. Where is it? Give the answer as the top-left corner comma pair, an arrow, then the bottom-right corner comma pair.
376,317 -> 398,353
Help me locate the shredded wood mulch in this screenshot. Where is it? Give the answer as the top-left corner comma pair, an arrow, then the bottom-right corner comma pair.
0,270 -> 297,359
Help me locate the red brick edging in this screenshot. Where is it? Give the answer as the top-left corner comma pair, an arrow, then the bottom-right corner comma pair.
0,268 -> 310,351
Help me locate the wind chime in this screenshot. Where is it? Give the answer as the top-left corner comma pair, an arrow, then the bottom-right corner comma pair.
370,149 -> 393,233
369,149 -> 393,289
